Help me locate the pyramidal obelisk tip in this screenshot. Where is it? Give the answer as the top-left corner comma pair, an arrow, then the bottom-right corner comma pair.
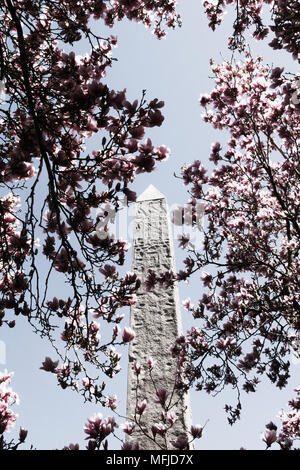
137,184 -> 165,202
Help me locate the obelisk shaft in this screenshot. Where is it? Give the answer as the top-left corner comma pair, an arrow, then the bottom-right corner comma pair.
126,185 -> 192,450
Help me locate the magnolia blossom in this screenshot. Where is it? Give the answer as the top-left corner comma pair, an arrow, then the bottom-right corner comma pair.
0,370 -> 19,434
154,387 -> 169,406
63,443 -> 80,450
146,357 -> 155,369
84,413 -> 117,442
178,234 -> 190,249
120,422 -> 136,435
105,395 -> 118,410
133,360 -> 142,375
165,411 -> 178,425
122,327 -> 136,343
136,400 -> 147,415
40,357 -> 59,373
82,377 -> 94,389
171,434 -> 189,450
99,264 -> 117,279
182,298 -> 194,310
190,424 -> 203,439
19,427 -> 28,443
200,271 -> 213,288
261,429 -> 277,448
151,422 -> 167,438
276,388 -> 300,449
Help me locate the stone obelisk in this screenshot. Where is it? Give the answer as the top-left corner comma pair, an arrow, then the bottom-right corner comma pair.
126,185 -> 192,450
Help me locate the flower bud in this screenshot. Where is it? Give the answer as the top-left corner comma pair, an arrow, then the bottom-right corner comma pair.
190,424 -> 203,439
19,427 -> 28,443
122,327 -> 135,343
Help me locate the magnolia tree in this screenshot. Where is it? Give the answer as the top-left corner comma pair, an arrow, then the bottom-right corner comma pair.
146,0 -> 300,448
0,0 -> 177,398
203,0 -> 300,58
156,0 -> 300,446
0,0 -> 299,451
165,56 -> 300,429
0,0 -> 178,451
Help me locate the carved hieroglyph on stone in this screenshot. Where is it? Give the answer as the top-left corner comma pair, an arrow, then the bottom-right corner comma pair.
126,185 -> 193,450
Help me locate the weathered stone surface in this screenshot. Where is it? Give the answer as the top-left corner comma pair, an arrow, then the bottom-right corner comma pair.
126,185 -> 193,450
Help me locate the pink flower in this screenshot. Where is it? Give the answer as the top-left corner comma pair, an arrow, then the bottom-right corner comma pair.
84,414 -> 117,441
99,264 -> 117,278
0,370 -> 19,433
84,413 -> 103,439
257,207 -> 272,220
120,422 -> 135,435
201,271 -> 213,287
171,434 -> 189,450
261,429 -> 277,448
122,272 -> 137,286
147,357 -> 155,369
182,298 -> 194,310
152,423 -> 166,438
122,327 -> 135,343
40,357 -> 59,373
19,427 -> 28,443
215,337 -> 236,351
155,145 -> 170,161
144,270 -> 157,291
136,400 -> 147,415
127,294 -> 137,306
105,395 -> 118,410
113,325 -> 121,338
190,424 -> 203,439
154,387 -> 169,406
133,361 -> 141,375
178,234 -> 190,248
116,314 -> 125,323
166,412 -> 178,425
63,443 -> 80,450
118,239 -> 130,252
86,440 -> 97,450
82,377 -> 94,388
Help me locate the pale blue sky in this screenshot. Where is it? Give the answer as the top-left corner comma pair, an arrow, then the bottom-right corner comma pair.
1,1 -> 298,450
